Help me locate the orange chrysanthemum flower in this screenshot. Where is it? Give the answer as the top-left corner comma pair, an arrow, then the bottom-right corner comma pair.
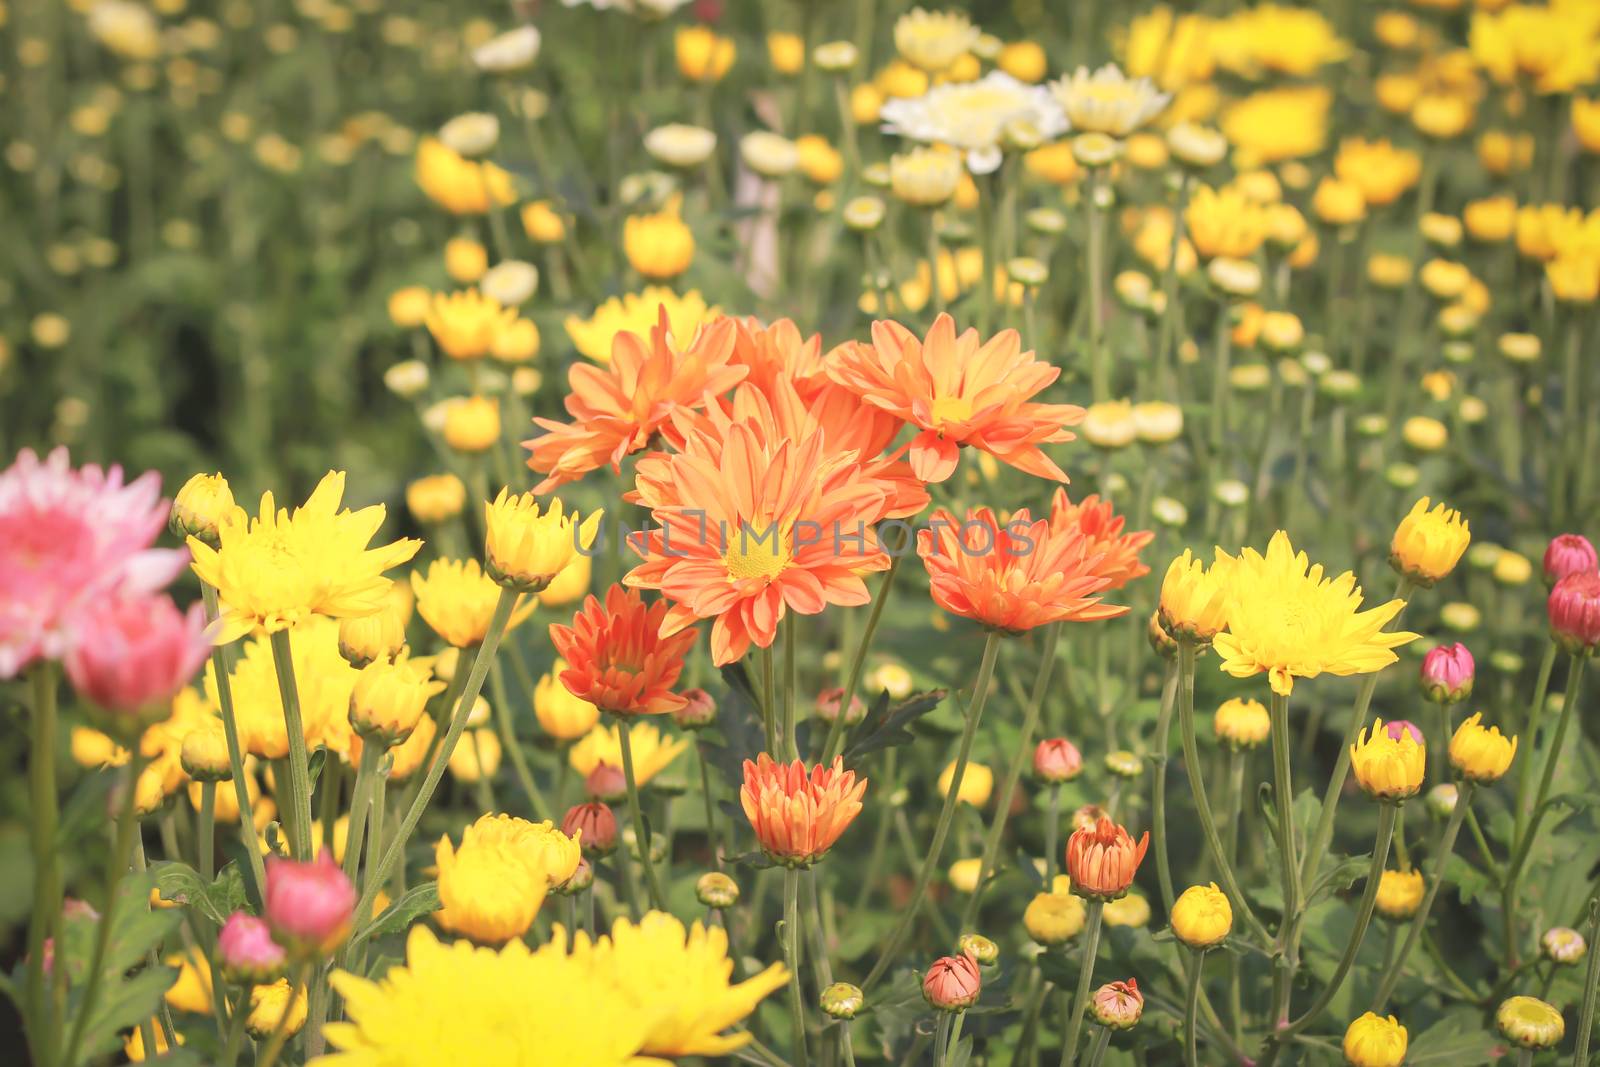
740,754 -> 868,866
684,320 -> 927,519
626,411 -> 892,666
523,310 -> 746,493
549,586 -> 698,718
826,313 -> 1083,483
1066,817 -> 1150,900
918,507 -> 1129,634
1048,489 -> 1154,592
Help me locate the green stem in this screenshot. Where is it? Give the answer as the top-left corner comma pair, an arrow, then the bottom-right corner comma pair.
944,1011 -> 966,1067
347,589 -> 518,948
1571,900 -> 1600,1066
619,715 -> 667,912
342,742 -> 381,884
822,551 -> 903,763
1371,783 -> 1474,1010
782,867 -> 811,1067
60,749 -> 147,1067
25,663 -> 60,1067
783,615 -> 799,762
490,656 -> 548,817
1269,688 -> 1302,1025
862,632 -> 1002,991
1058,899 -> 1105,1067
1086,170 -> 1108,402
1184,950 -> 1205,1067
201,583 -> 267,901
1278,802 -> 1398,1037
268,628 -> 315,861
1208,304 -> 1233,457
254,963 -> 309,1067
1151,659 -> 1180,916
198,781 -> 216,882
1177,641 -> 1272,944
961,621 -> 1063,932
1045,783 -> 1062,882
698,741 -> 722,868
1513,641 -> 1560,843
1301,575 -> 1414,889
927,217 -> 945,315
1505,655 -> 1587,964
217,986 -> 251,1067
1084,1025 -> 1112,1067
1155,175 -> 1190,397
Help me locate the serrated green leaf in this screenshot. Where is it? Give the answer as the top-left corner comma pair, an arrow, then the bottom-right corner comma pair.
367,881 -> 439,938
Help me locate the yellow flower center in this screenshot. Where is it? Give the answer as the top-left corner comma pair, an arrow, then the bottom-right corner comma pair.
723,527 -> 793,581
930,394 -> 973,427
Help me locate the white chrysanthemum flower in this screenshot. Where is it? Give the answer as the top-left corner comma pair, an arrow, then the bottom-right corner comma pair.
472,26 -> 541,73
1050,64 -> 1171,138
644,124 -> 718,168
438,112 -> 500,157
879,71 -> 1068,174
481,261 -> 540,306
893,8 -> 981,72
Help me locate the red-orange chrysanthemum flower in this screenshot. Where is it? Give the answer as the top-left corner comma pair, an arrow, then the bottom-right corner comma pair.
549,585 -> 698,717
1049,489 -> 1154,592
917,506 -> 1129,633
826,313 -> 1083,484
626,412 -> 892,666
740,753 -> 868,866
523,310 -> 745,493
1066,817 -> 1149,900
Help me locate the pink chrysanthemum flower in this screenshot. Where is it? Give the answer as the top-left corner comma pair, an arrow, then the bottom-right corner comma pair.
0,447 -> 186,678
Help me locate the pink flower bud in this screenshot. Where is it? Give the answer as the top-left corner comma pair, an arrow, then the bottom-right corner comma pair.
217,912 -> 287,983
814,687 -> 866,725
263,853 -> 356,957
1544,534 -> 1598,587
672,687 -> 718,730
1033,738 -> 1083,783
1384,720 -> 1425,745
561,801 -> 618,856
585,763 -> 627,802
1420,643 -> 1474,705
1091,978 -> 1144,1030
64,594 -> 211,722
1549,572 -> 1600,654
922,952 -> 982,1011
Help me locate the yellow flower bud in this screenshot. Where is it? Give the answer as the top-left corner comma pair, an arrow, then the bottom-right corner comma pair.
442,395 -> 500,453
180,723 -> 233,782
1170,883 -> 1232,949
350,655 -> 443,747
1374,868 -> 1424,920
1390,496 -> 1470,586
1343,1012 -> 1407,1067
1214,698 -> 1269,748
534,659 -> 601,741
1448,712 -> 1517,783
1349,718 -> 1426,800
1023,887 -> 1087,945
483,489 -> 600,593
938,760 -> 993,807
170,472 -> 237,547
405,473 -> 466,525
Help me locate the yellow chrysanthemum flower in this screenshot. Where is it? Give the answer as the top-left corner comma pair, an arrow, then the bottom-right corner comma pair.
410,559 -> 536,648
1185,183 -> 1269,260
425,289 -> 516,362
564,288 -> 723,364
569,722 -> 687,785
246,980 -> 308,1039
1221,86 -> 1331,165
1390,497 -> 1471,587
435,815 -> 580,944
1375,868 -> 1425,920
318,925 -> 661,1067
1350,718 -> 1427,799
189,471 -> 421,644
414,137 -> 517,216
1213,532 -> 1419,696
568,912 -> 789,1057
1343,1012 -> 1407,1067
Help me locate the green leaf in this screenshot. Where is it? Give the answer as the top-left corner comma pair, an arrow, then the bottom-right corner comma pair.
150,861 -> 248,926
1403,1015 -> 1496,1063
71,966 -> 178,1061
842,689 -> 948,762
367,882 -> 439,937
1306,852 -> 1371,906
